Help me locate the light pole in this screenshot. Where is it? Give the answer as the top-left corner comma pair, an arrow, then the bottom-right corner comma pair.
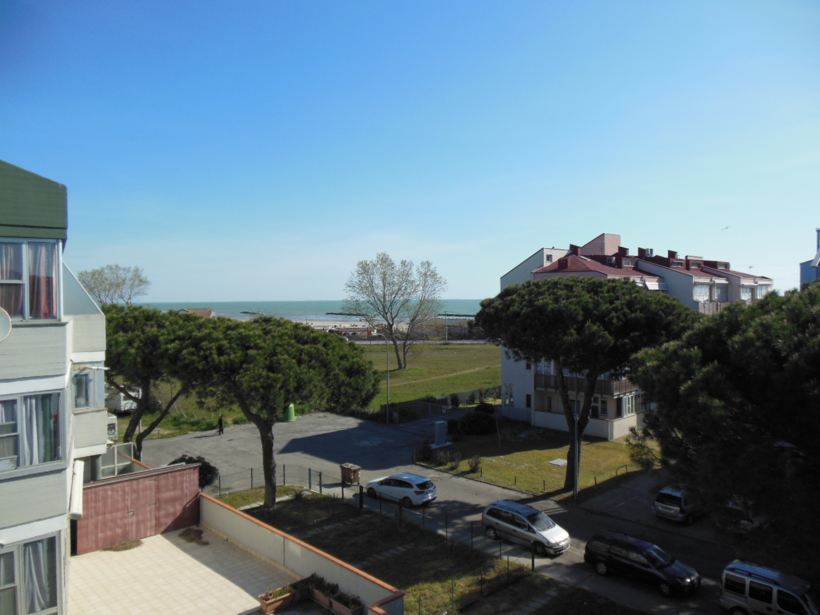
573,371 -> 580,501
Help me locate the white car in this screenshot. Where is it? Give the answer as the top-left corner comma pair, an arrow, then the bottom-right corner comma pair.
365,473 -> 437,507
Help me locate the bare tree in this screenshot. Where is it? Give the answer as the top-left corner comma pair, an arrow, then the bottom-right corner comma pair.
344,253 -> 446,369
78,264 -> 151,305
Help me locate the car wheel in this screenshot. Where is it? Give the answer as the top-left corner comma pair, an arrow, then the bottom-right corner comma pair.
367,487 -> 377,499
402,497 -> 413,508
685,514 -> 694,526
659,581 -> 672,597
485,527 -> 498,540
595,561 -> 608,576
533,542 -> 548,556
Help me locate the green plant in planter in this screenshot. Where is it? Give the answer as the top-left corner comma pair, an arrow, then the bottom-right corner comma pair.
334,591 -> 363,609
315,579 -> 338,597
290,573 -> 320,593
265,586 -> 291,600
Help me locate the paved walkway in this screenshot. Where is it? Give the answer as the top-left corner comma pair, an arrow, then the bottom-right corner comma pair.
70,527 -> 309,615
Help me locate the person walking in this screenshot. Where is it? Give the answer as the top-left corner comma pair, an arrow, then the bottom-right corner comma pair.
217,414 -> 224,436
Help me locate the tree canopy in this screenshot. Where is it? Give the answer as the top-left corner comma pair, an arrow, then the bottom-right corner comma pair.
344,253 -> 446,369
477,277 -> 699,491
190,316 -> 380,508
78,264 -> 151,305
103,304 -> 205,459
629,285 -> 820,526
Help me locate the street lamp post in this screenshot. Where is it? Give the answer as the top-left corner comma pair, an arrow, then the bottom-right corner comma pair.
573,371 -> 580,501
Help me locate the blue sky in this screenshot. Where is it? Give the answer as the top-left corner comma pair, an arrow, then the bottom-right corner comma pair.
2,1 -> 818,301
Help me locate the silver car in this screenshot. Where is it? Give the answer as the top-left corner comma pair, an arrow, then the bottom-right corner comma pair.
365,473 -> 437,507
482,500 -> 570,556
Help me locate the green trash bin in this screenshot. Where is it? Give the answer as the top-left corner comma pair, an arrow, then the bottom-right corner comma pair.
284,403 -> 296,422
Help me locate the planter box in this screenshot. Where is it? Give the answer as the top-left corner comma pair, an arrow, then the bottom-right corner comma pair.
331,597 -> 363,615
259,591 -> 294,614
311,588 -> 333,610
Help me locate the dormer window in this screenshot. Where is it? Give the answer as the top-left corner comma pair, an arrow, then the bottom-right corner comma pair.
671,261 -> 684,268
622,259 -> 635,267
690,263 -> 702,269
0,240 -> 58,320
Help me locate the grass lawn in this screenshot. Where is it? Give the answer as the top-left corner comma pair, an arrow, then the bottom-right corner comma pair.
220,489 -> 646,614
420,420 -> 639,497
359,342 -> 501,408
121,342 -> 501,439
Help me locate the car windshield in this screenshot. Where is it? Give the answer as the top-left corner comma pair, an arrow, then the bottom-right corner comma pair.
803,587 -> 819,615
655,493 -> 683,507
644,545 -> 675,568
528,512 -> 555,531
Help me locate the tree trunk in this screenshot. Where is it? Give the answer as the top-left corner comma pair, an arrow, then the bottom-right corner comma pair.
133,390 -> 184,461
556,362 -> 599,492
257,420 -> 278,509
391,336 -> 405,369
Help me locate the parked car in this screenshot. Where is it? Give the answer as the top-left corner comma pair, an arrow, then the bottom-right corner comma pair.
584,531 -> 700,597
365,473 -> 436,507
720,560 -> 819,615
481,500 -> 570,556
653,486 -> 703,525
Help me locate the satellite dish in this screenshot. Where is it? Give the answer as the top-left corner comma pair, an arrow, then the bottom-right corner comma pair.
0,308 -> 11,343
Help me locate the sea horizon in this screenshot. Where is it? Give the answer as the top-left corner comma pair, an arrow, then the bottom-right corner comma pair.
139,299 -> 484,323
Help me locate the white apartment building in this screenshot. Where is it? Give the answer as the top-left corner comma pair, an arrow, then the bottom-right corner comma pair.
0,160 -> 110,615
500,233 -> 774,441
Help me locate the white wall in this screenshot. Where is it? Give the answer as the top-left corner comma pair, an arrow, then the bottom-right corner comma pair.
636,261 -> 697,309
200,496 -> 404,615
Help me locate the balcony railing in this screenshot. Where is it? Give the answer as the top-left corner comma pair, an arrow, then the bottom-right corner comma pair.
534,374 -> 639,396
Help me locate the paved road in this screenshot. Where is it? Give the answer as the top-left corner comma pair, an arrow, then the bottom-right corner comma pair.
143,413 -> 727,614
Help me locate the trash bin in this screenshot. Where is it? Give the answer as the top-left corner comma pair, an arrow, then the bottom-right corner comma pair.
284,403 -> 295,422
340,463 -> 361,486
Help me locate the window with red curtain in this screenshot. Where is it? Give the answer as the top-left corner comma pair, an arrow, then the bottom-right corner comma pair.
0,241 -> 58,320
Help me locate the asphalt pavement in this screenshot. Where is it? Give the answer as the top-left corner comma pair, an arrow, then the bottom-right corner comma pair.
142,413 -> 729,614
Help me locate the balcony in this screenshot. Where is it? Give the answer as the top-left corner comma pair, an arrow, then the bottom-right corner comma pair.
534,373 -> 639,396
698,301 -> 724,315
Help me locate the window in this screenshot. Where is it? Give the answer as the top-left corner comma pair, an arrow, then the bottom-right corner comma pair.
599,399 -> 608,418
693,284 -> 710,302
671,261 -> 684,267
741,286 -> 752,301
590,397 -> 600,419
0,393 -> 61,471
525,394 -> 531,409
546,397 -> 553,413
758,285 -> 772,297
0,241 -> 59,320
723,573 -> 748,596
777,591 -> 807,615
72,374 -> 89,409
628,551 -> 650,566
0,536 -> 59,615
618,395 -> 636,417
749,581 -> 773,603
715,285 -> 728,303
545,254 -> 553,263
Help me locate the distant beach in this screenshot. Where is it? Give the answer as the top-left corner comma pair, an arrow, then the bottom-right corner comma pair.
140,299 -> 483,325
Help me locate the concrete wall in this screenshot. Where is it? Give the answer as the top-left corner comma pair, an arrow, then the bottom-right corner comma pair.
200,495 -> 404,615
530,409 -> 641,441
69,315 -> 105,354
73,408 -> 109,449
0,469 -> 68,528
636,261 -> 697,310
500,247 -> 568,290
0,322 -> 68,379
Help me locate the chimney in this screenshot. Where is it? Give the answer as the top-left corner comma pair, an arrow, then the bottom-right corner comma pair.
568,244 -> 580,256
638,248 -> 647,258
618,246 -> 629,256
668,250 -> 678,259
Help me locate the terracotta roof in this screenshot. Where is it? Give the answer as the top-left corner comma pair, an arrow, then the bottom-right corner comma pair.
534,254 -> 654,280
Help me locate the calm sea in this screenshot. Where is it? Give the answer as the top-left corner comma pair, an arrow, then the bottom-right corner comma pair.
139,299 -> 483,322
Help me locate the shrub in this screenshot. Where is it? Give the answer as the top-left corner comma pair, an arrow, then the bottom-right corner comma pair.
478,387 -> 486,403
466,392 -> 477,405
436,450 -> 450,466
447,418 -> 460,435
474,402 -> 495,415
460,411 -> 497,435
417,440 -> 433,462
449,393 -> 461,408
468,455 -> 482,473
448,451 -> 462,471
231,414 -> 249,425
422,395 -> 437,403
169,454 -> 219,488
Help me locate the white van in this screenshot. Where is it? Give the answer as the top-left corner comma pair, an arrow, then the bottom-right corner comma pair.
481,500 -> 570,556
720,560 -> 819,615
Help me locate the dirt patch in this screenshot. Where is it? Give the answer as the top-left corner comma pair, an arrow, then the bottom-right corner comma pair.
103,540 -> 143,552
179,528 -> 209,545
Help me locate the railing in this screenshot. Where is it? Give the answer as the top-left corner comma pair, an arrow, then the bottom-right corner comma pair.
533,374 -> 639,396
